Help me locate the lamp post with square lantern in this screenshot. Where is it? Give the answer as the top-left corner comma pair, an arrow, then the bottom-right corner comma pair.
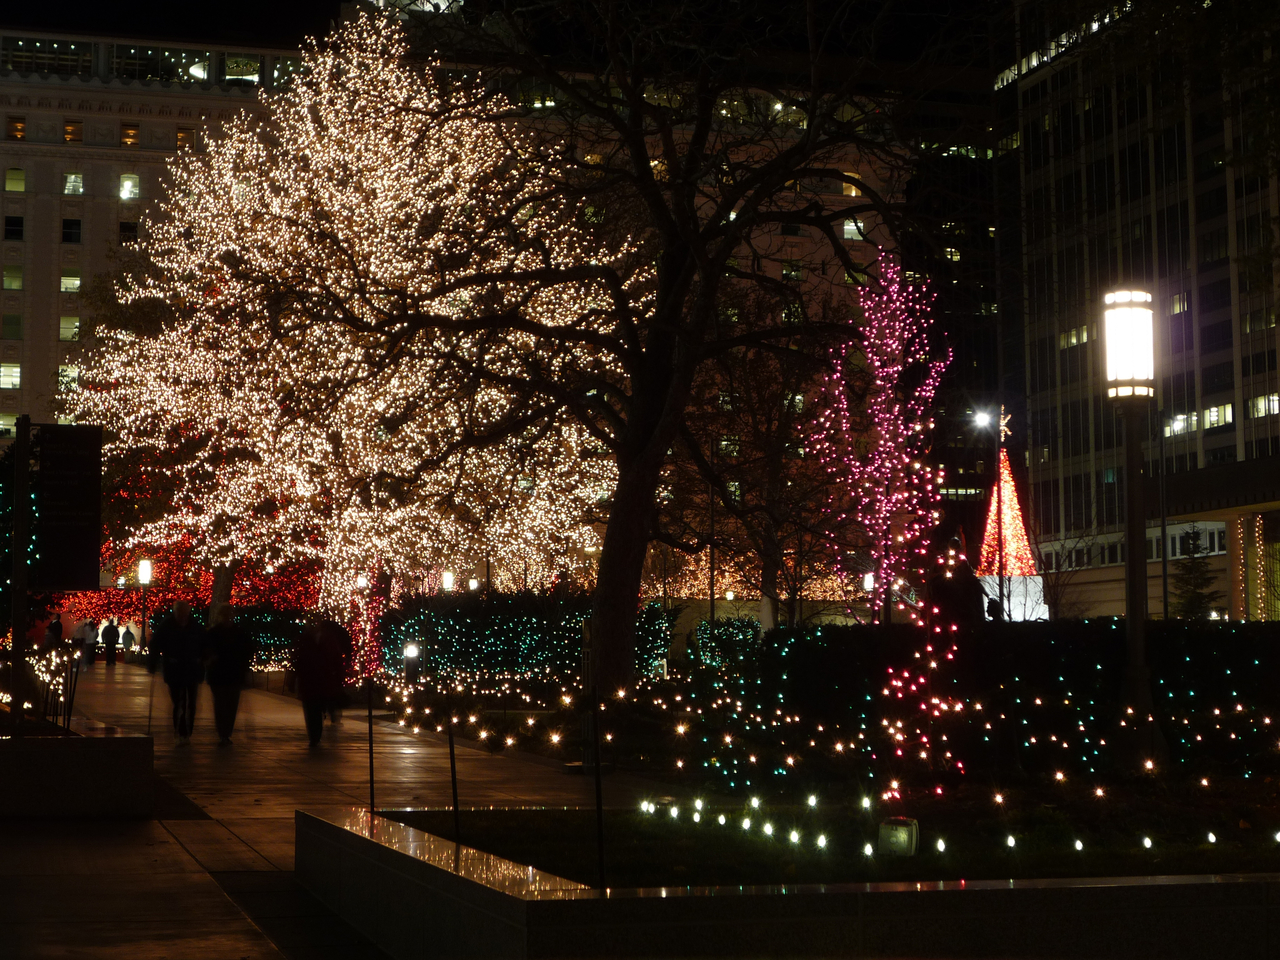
1103,289 -> 1165,764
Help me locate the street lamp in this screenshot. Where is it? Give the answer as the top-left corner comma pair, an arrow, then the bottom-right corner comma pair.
1103,289 -> 1162,763
974,410 -> 1005,619
404,642 -> 420,685
137,559 -> 152,651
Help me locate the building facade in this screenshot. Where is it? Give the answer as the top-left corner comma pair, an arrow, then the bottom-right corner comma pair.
1007,8 -> 1277,618
0,31 -> 298,431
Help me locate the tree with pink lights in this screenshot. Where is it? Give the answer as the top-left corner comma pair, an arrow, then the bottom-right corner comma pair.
813,262 -> 950,619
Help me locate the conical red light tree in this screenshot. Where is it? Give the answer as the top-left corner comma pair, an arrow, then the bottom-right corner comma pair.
977,448 -> 1037,577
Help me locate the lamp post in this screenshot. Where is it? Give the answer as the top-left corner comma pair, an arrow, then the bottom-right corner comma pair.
974,410 -> 1005,619
138,558 -> 153,733
1103,289 -> 1164,763
403,642 -> 420,685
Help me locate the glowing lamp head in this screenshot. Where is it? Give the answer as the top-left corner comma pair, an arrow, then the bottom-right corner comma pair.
356,573 -> 370,589
468,577 -> 480,591
974,411 -> 992,428
137,559 -> 152,586
403,643 -> 419,659
441,571 -> 455,591
1103,290 -> 1155,399
725,590 -> 734,601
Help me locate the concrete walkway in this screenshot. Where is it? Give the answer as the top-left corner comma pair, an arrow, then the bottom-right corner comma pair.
0,662 -> 663,959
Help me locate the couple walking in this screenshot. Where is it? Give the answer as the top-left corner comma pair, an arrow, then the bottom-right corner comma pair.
151,601 -> 254,745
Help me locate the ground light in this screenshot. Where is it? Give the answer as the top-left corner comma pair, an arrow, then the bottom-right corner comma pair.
1006,835 -> 1016,848
863,843 -> 874,856
1143,837 -> 1153,849
936,838 -> 946,852
669,806 -> 678,819
817,835 -> 827,849
1075,840 -> 1084,851
742,818 -> 751,830
718,814 -> 726,825
1208,832 -> 1216,843
861,797 -> 871,809
807,795 -> 817,807
763,823 -> 774,836
789,830 -> 800,843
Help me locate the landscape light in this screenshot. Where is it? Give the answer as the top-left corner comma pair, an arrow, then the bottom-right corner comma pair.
441,571 -> 454,591
1143,837 -> 1152,849
1074,840 -> 1083,851
863,843 -> 874,856
807,795 -> 817,807
817,835 -> 827,849
936,838 -> 946,852
1006,835 -> 1016,848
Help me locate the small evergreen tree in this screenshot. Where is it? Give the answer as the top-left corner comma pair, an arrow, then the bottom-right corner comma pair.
1172,525 -> 1224,619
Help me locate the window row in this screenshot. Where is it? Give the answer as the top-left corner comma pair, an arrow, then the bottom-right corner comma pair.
6,115 -> 196,151
3,266 -> 83,292
0,316 -> 81,341
3,216 -> 138,243
3,168 -> 141,199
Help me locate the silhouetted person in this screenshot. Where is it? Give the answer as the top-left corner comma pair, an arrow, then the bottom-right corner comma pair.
122,625 -> 136,653
204,604 -> 255,745
101,617 -> 121,666
295,619 -> 351,746
153,601 -> 205,744
76,619 -> 98,664
43,617 -> 63,651
987,597 -> 1005,622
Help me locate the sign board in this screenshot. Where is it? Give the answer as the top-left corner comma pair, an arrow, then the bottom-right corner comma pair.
30,423 -> 102,592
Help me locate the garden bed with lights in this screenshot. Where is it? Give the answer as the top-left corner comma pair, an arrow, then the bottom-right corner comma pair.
385,773 -> 1280,887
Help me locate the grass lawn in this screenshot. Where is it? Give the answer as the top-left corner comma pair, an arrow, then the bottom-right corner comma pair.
386,777 -> 1280,888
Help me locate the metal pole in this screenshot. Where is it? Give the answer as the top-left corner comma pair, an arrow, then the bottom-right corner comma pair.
592,688 -> 607,892
447,706 -> 460,843
10,414 -> 30,736
366,677 -> 376,813
997,432 -> 1005,619
1159,409 -> 1169,618
708,481 -> 715,657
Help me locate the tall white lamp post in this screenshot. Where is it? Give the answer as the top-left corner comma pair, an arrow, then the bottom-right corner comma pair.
1103,290 -> 1163,763
974,410 -> 1005,618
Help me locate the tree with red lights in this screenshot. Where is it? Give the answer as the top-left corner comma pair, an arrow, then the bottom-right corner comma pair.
812,261 -> 950,619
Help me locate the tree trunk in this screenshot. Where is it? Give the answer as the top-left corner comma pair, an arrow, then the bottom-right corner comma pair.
590,457 -> 665,694
210,560 -> 240,617
759,552 -> 780,633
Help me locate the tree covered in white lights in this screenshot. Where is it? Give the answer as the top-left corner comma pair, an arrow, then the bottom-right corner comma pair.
72,3 -> 944,688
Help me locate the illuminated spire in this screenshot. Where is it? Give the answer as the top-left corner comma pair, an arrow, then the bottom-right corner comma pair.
977,448 -> 1036,577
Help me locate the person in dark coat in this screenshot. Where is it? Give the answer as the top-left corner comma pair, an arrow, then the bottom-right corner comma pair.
295,619 -> 352,746
152,601 -> 205,744
204,604 -> 255,745
101,617 -> 121,666
122,625 -> 136,653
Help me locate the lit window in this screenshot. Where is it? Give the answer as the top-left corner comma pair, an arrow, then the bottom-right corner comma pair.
0,363 -> 20,389
0,414 -> 14,438
719,436 -> 740,458
57,364 -> 78,392
782,260 -> 803,282
6,116 -> 25,140
841,173 -> 859,196
3,265 -> 21,290
60,269 -> 81,293
1203,403 -> 1233,429
176,127 -> 195,149
1248,395 -> 1279,419
4,168 -> 23,192
59,316 -> 80,342
63,120 -> 83,143
119,174 -> 140,200
1,314 -> 20,339
1165,412 -> 1199,437
120,123 -> 140,147
63,173 -> 84,195
843,219 -> 865,240
62,218 -> 82,244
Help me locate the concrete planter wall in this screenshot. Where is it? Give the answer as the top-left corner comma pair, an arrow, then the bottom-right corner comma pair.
296,808 -> 1280,959
0,732 -> 153,818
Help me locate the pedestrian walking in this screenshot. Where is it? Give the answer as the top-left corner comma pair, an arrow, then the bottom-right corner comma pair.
101,617 -> 121,666
152,601 -> 205,744
295,619 -> 351,746
122,625 -> 136,654
204,604 -> 255,745
76,619 -> 98,664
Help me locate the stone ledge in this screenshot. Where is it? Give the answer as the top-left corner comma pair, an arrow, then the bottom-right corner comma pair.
295,807 -> 1280,959
0,730 -> 153,818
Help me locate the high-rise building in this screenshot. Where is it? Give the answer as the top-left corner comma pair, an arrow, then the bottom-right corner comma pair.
1007,6 -> 1276,618
0,28 -> 305,434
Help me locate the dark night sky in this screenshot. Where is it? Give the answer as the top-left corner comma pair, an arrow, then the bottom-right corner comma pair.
0,0 -> 344,49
